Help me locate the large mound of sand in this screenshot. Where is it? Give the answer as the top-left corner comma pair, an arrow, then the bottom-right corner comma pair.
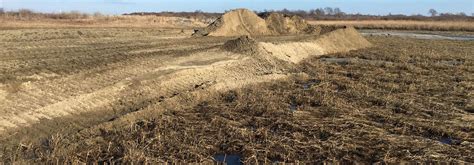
193,9 -> 271,37
222,35 -> 260,54
260,27 -> 372,63
262,13 -> 320,35
221,27 -> 372,63
193,9 -> 320,37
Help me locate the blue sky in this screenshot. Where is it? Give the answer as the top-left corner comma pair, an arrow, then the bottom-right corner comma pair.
1,0 -> 473,15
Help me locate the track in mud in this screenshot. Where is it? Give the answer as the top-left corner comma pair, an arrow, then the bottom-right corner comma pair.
0,28 -> 232,141
0,28 -> 257,142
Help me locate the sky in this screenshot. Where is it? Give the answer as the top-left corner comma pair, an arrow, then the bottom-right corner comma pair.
1,0 -> 473,15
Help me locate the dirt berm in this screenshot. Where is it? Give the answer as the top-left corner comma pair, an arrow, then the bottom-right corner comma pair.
262,12 -> 320,35
193,8 -> 319,37
193,9 -> 271,37
222,27 -> 372,63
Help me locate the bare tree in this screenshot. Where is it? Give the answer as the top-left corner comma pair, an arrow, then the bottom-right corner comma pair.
18,9 -> 35,18
93,12 -> 103,18
428,9 -> 438,17
324,7 -> 334,15
311,8 -> 325,16
281,8 -> 290,15
333,7 -> 344,17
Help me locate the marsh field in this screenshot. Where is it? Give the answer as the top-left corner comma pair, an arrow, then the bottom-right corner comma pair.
0,14 -> 473,163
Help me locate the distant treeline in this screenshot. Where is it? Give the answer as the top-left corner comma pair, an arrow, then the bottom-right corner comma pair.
0,9 -> 104,19
1,8 -> 473,21
127,8 -> 474,21
124,11 -> 221,20
275,8 -> 473,21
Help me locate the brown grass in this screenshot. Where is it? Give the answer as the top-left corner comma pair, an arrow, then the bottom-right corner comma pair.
2,36 -> 472,163
3,11 -> 474,32
0,15 -> 206,28
309,20 -> 474,32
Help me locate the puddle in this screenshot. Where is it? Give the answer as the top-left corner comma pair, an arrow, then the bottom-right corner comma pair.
320,57 -> 351,65
213,154 -> 243,165
439,60 -> 464,66
361,31 -> 474,41
439,136 -> 461,145
289,96 -> 299,112
289,103 -> 297,112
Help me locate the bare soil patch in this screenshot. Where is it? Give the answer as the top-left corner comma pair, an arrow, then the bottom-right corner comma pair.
262,12 -> 319,35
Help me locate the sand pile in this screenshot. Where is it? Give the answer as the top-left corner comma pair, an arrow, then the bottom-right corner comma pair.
221,27 -> 372,63
260,27 -> 372,63
199,9 -> 372,63
262,13 -> 320,35
193,9 -> 321,37
193,9 -> 271,37
222,35 -> 260,54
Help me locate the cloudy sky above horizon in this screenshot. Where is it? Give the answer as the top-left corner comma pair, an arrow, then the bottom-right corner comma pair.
1,0 -> 473,15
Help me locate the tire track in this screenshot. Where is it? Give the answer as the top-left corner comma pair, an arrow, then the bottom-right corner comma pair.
0,35 -> 227,138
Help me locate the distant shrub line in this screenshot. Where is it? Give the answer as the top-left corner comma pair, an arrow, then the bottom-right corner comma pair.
0,9 -> 103,20
126,8 -> 474,21
1,8 -> 472,21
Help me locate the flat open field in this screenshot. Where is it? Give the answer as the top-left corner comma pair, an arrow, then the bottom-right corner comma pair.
0,26 -> 473,163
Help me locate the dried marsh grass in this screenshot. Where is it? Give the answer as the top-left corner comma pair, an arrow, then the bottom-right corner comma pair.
0,10 -> 206,28
309,20 -> 474,32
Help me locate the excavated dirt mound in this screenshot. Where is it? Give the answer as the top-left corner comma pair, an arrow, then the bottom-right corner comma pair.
262,13 -> 320,35
193,9 -> 271,37
221,35 -> 260,54
260,27 -> 372,63
221,27 -> 372,64
193,9 -> 322,37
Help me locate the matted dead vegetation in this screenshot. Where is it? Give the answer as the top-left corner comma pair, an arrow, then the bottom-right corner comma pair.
2,36 -> 472,163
